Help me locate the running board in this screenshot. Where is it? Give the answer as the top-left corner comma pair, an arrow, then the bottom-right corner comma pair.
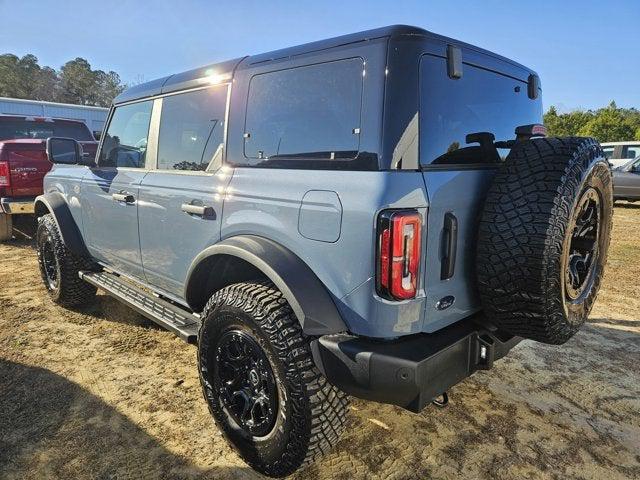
79,271 -> 199,344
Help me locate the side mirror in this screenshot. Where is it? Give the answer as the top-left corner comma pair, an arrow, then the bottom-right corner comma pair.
46,137 -> 81,165
93,130 -> 102,141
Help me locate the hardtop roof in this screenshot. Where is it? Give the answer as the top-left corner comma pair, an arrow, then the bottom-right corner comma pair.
114,24 -> 535,105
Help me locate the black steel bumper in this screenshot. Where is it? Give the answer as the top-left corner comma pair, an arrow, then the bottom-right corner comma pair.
311,317 -> 521,412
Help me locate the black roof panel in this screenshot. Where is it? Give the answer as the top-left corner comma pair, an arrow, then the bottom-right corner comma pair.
114,25 -> 534,105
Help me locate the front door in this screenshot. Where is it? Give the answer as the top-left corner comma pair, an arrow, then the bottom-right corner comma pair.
138,85 -> 231,298
81,100 -> 154,279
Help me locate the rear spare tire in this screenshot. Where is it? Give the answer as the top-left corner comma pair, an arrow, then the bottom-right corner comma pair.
477,137 -> 612,344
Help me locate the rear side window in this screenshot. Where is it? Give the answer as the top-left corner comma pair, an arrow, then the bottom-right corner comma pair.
0,118 -> 93,141
99,101 -> 153,168
242,58 -> 363,165
157,85 -> 228,171
420,55 -> 542,166
623,145 -> 640,159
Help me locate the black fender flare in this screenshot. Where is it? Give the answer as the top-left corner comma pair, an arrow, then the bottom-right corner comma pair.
185,235 -> 348,335
34,193 -> 89,257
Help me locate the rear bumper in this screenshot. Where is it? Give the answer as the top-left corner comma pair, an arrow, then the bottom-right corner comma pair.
0,197 -> 36,214
311,316 -> 521,413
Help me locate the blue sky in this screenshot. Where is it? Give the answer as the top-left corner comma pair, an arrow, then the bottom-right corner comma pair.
1,0 -> 638,111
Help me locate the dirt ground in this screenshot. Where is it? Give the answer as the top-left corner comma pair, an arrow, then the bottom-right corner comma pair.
1,205 -> 639,480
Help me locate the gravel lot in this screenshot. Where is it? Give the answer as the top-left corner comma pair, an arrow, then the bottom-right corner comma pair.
1,204 -> 639,480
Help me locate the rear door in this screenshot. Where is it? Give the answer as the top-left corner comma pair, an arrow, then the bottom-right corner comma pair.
81,100 -> 154,279
137,85 -> 231,298
419,54 -> 542,332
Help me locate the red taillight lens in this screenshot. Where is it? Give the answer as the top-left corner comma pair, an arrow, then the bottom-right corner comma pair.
0,162 -> 10,187
376,210 -> 422,300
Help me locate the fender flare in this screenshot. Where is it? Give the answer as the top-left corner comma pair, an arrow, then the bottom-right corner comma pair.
34,193 -> 89,257
185,235 -> 348,335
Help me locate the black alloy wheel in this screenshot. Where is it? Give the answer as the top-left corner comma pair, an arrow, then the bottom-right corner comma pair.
214,329 -> 278,437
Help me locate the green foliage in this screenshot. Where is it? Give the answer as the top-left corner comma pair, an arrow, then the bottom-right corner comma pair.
0,53 -> 125,107
545,101 -> 640,142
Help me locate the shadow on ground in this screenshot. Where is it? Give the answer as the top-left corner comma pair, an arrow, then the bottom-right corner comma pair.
0,359 -> 255,480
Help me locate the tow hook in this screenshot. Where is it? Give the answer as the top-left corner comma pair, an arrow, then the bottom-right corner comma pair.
431,392 -> 449,408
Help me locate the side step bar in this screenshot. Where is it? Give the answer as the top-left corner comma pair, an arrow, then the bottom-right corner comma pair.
79,271 -> 200,344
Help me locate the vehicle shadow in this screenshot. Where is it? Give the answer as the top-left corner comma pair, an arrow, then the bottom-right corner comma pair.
0,359 -> 258,480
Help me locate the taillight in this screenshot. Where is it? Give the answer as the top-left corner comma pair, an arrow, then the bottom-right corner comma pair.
376,210 -> 422,300
0,162 -> 10,187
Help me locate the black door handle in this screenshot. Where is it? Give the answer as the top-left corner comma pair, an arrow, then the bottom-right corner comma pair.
112,192 -> 135,203
181,203 -> 214,217
441,212 -> 458,280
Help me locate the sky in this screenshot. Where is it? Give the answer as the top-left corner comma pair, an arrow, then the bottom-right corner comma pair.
1,0 -> 638,112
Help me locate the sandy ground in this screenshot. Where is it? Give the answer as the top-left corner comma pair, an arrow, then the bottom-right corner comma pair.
1,204 -> 639,480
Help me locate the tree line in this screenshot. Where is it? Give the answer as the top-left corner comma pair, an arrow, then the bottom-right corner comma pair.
544,101 -> 640,142
0,53 -> 125,107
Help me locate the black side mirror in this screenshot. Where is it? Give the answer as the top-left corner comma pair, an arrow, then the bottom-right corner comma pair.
93,130 -> 102,141
46,137 -> 81,165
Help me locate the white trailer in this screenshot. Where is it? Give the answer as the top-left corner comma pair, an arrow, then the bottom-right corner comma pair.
0,97 -> 109,137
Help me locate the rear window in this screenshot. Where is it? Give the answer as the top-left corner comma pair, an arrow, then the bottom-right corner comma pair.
420,55 -> 542,166
239,58 -> 363,166
623,145 -> 640,159
0,118 -> 93,141
157,85 -> 228,171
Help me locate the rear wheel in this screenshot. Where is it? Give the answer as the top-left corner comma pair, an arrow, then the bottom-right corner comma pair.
477,137 -> 612,344
0,213 -> 12,241
36,214 -> 97,307
198,281 -> 349,478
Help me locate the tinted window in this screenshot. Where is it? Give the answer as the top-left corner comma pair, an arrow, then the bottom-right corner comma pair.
602,147 -> 615,160
623,145 -> 640,159
420,55 -> 542,166
242,58 -> 363,164
99,101 -> 152,168
157,86 -> 228,171
0,118 -> 93,141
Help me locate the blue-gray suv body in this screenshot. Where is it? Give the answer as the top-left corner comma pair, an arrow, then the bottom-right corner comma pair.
35,25 -> 613,478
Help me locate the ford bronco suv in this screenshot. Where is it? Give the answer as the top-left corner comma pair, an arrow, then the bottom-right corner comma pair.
0,115 -> 97,240
35,26 -> 612,478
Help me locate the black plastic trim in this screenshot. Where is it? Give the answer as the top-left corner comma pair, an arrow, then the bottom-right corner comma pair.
34,193 -> 89,257
441,212 -> 458,280
184,235 -> 347,335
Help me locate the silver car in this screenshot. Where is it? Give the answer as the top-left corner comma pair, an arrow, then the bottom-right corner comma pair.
613,156 -> 640,202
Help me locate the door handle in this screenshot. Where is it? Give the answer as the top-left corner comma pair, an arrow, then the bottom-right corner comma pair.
441,212 -> 458,280
181,203 -> 215,217
112,192 -> 135,203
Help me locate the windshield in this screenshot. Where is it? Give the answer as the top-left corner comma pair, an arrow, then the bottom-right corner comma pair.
0,118 -> 94,141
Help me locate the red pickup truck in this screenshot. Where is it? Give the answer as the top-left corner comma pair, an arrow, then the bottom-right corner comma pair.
0,115 -> 98,240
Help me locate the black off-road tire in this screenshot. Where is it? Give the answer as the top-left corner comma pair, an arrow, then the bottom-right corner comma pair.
477,137 -> 612,344
198,281 -> 349,478
0,213 -> 12,241
36,213 -> 97,307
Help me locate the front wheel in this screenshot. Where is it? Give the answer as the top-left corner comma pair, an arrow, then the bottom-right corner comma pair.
198,281 -> 349,478
36,214 -> 97,307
